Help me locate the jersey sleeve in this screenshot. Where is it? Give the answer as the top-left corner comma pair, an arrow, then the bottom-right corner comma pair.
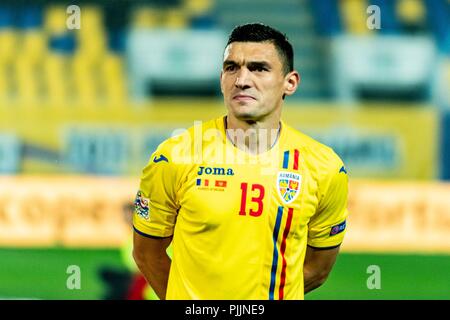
133,142 -> 181,238
307,155 -> 349,249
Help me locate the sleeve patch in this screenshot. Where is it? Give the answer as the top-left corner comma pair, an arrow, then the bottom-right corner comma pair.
330,220 -> 346,236
134,191 -> 150,220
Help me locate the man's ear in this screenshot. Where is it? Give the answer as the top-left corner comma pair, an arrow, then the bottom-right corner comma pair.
284,71 -> 300,97
220,70 -> 224,94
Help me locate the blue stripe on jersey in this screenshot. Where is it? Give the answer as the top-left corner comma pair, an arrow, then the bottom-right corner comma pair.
269,206 -> 284,300
196,179 -> 201,186
283,151 -> 289,169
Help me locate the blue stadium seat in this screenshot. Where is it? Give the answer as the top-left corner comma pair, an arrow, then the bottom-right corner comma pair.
310,0 -> 342,36
190,14 -> 216,29
370,0 -> 400,34
108,29 -> 126,54
49,32 -> 77,55
17,6 -> 43,29
0,6 -> 14,28
424,0 -> 450,54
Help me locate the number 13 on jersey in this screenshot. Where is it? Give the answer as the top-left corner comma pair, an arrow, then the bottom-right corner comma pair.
239,183 -> 265,217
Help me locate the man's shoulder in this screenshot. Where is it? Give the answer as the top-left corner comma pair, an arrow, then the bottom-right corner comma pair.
283,122 -> 343,169
284,123 -> 334,154
153,117 -> 222,160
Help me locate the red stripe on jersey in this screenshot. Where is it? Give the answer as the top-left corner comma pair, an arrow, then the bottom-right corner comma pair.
293,149 -> 299,170
204,179 -> 209,187
279,207 -> 293,300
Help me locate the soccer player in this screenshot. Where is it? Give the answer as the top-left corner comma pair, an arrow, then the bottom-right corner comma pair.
132,23 -> 349,300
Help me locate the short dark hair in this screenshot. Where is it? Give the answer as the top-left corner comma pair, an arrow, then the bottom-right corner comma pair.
226,23 -> 294,75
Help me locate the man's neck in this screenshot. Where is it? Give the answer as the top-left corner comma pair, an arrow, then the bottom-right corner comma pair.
225,115 -> 281,155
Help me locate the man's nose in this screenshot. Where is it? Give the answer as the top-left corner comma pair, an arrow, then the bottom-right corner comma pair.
234,68 -> 252,89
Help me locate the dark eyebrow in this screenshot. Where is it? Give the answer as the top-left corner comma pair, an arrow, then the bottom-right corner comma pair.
223,60 -> 238,68
223,60 -> 272,70
247,61 -> 271,70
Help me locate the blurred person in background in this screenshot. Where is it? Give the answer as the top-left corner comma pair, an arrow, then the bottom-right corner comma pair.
132,23 -> 349,300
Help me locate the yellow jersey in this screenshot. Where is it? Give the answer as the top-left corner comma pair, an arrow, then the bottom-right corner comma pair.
133,116 -> 349,300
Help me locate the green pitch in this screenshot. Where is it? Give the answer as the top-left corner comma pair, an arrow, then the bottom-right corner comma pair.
0,247 -> 448,299
306,252 -> 450,300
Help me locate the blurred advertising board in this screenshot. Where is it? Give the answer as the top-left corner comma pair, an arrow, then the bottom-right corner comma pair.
0,176 -> 449,253
345,180 -> 450,253
0,102 -> 438,179
285,104 -> 438,180
0,176 -> 135,247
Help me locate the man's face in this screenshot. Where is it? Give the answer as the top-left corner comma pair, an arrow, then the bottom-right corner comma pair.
220,41 -> 295,122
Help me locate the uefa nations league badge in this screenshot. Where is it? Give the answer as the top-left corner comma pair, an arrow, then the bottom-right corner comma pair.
277,171 -> 302,204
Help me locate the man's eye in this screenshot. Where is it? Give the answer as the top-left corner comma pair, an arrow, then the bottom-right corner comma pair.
225,65 -> 236,71
253,67 -> 268,72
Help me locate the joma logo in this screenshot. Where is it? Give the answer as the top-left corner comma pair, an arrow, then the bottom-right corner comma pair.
197,166 -> 234,176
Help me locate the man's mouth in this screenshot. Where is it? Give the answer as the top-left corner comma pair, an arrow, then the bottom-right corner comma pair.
233,94 -> 256,101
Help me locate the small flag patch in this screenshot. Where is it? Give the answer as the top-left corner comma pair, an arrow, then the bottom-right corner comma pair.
215,180 -> 227,188
196,178 -> 227,189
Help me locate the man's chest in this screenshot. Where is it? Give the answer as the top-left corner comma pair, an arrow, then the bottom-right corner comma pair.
178,161 -> 320,236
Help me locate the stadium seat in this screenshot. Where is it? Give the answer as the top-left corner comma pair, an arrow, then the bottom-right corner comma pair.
340,0 -> 372,35
77,30 -> 107,64
0,30 -> 17,63
0,66 -> 11,99
72,52 -> 100,106
131,7 -> 162,29
17,6 -> 43,30
370,0 -> 400,34
0,10 -> 17,101
183,0 -> 213,16
45,6 -> 67,34
78,5 -> 104,34
396,0 -> 426,33
102,53 -> 127,104
22,31 -> 47,64
397,0 -> 426,24
186,0 -> 216,30
49,31 -> 77,55
15,55 -> 40,105
424,0 -> 450,54
311,0 -> 342,36
44,54 -> 70,105
76,6 -> 107,63
163,8 -> 189,29
0,6 -> 14,28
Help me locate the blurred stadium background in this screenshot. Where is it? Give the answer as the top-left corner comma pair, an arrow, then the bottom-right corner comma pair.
0,0 -> 449,299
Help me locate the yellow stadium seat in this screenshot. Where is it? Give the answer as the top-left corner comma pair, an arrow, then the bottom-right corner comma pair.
45,6 -> 67,34
102,54 -> 127,104
72,52 -> 100,106
0,30 -> 18,63
397,0 -> 425,25
340,0 -> 372,35
77,5 -> 104,35
77,30 -> 107,63
22,31 -> 47,64
15,57 -> 41,105
102,54 -> 123,78
183,0 -> 213,16
0,69 -> 10,98
104,79 -> 127,105
131,7 -> 161,28
163,8 -> 189,29
44,54 -> 70,105
74,6 -> 106,64
75,77 -> 98,106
